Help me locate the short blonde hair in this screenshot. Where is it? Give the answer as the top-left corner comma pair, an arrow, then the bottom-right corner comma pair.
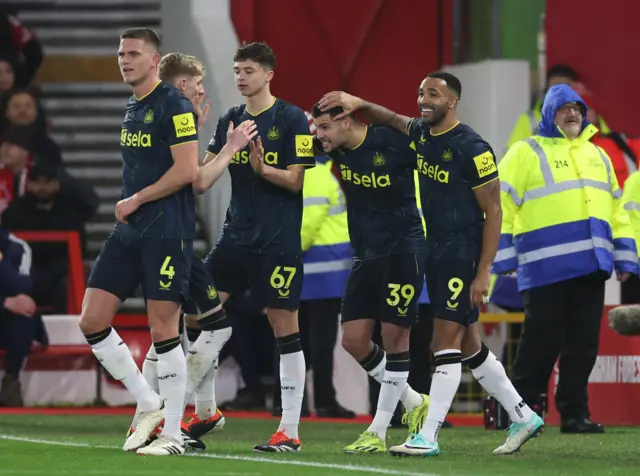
158,52 -> 205,82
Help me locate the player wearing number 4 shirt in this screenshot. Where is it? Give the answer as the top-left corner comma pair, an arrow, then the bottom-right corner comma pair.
311,104 -> 430,455
81,28 -> 200,456
193,42 -> 314,452
318,72 -> 543,457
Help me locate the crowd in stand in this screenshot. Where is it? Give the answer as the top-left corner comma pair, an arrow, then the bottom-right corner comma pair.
0,6 -> 99,406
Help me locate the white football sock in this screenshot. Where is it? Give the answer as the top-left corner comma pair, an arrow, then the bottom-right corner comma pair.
420,349 -> 462,443
466,347 -> 533,423
142,345 -> 159,393
368,369 -> 409,440
195,358 -> 218,420
278,351 -> 306,440
90,328 -> 160,412
156,341 -> 187,441
185,327 -> 232,405
362,347 -> 422,412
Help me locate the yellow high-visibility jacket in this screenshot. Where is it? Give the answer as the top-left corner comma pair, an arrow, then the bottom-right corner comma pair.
494,84 -> 638,290
300,159 -> 352,300
622,170 -> 640,256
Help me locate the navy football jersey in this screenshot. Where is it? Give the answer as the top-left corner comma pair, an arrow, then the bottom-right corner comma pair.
331,125 -> 424,260
206,98 -> 315,255
118,81 -> 198,239
407,119 -> 498,249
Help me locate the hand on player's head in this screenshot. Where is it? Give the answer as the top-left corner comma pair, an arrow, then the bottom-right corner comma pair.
318,92 -> 361,120
227,120 -> 258,152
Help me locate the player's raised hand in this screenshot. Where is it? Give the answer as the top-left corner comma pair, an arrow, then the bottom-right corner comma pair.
318,91 -> 362,119
115,194 -> 141,224
194,92 -> 211,126
470,268 -> 491,308
249,137 -> 265,174
227,120 -> 258,153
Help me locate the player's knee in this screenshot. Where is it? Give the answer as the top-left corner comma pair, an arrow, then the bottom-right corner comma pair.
266,308 -> 298,337
380,323 -> 411,354
79,289 -> 119,335
341,331 -> 368,358
148,301 -> 181,341
432,318 -> 465,352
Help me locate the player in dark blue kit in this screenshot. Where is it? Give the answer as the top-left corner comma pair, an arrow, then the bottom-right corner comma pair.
319,72 -> 542,456
79,29 -> 200,457
125,52 -> 257,449
194,42 -> 315,452
311,105 -> 429,455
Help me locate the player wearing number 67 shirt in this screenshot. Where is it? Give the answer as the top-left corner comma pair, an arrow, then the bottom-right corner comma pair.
193,42 -> 315,452
318,72 -> 543,457
311,104 -> 430,456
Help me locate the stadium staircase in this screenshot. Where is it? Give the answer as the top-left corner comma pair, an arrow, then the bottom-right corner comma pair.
11,0 -> 210,313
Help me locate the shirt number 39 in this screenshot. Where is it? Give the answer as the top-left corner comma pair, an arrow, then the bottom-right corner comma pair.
386,283 -> 416,316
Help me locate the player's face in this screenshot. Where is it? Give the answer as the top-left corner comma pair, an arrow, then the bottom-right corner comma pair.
180,74 -> 204,105
234,60 -> 273,97
314,114 -> 348,152
5,92 -> 37,125
118,38 -> 160,87
554,102 -> 583,139
417,77 -> 457,127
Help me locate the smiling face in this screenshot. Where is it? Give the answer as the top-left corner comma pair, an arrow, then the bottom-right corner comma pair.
554,102 -> 583,139
417,76 -> 458,127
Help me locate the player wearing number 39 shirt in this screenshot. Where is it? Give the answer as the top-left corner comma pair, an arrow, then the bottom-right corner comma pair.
318,72 -> 544,457
311,104 -> 430,456
194,42 -> 315,452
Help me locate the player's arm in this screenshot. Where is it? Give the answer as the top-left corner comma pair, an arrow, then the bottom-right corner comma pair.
318,91 -> 412,136
250,109 -> 315,193
464,147 -> 501,307
135,105 -> 199,205
194,120 -> 257,194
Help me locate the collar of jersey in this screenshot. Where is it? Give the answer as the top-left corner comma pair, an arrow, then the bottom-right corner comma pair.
246,96 -> 277,116
347,126 -> 368,150
135,80 -> 162,101
430,121 -> 460,137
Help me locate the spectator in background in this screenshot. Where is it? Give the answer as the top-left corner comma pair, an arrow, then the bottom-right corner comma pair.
1,161 -> 98,313
1,89 -> 62,167
0,126 -> 33,205
573,82 -> 640,188
621,171 -> 640,304
0,226 -> 47,406
0,51 -> 17,95
0,6 -> 44,88
506,64 -> 610,151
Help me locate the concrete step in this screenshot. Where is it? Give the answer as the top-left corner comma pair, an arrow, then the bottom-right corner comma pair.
63,151 -> 121,164
36,56 -> 123,83
18,9 -> 160,27
42,97 -> 125,112
67,166 -> 122,180
41,82 -> 130,95
51,132 -> 120,148
95,186 -> 122,200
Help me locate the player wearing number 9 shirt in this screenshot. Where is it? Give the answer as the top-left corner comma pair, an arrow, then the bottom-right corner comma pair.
317,72 -> 543,457
311,104 -> 430,456
195,42 -> 315,452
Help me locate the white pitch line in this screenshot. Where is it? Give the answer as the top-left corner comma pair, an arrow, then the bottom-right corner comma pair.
0,435 -> 437,476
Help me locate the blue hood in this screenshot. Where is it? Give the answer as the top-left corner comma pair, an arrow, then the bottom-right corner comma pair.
537,84 -> 589,138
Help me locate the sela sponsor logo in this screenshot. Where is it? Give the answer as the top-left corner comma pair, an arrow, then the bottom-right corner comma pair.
340,164 -> 391,188
121,129 -> 151,147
